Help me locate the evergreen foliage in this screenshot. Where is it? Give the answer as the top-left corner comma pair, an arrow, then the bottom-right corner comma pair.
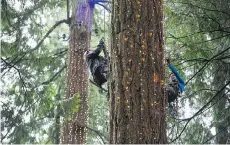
1,0 -> 230,143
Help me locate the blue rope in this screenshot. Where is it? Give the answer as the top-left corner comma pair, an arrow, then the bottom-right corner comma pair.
89,0 -> 108,10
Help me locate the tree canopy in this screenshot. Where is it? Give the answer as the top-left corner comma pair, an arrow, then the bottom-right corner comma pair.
1,0 -> 230,144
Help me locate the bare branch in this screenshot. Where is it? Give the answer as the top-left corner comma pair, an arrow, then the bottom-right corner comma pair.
178,54 -> 230,65
66,0 -> 71,25
85,126 -> 108,144
167,27 -> 230,40
203,120 -> 230,143
185,46 -> 230,85
176,2 -> 230,18
97,3 -> 111,12
170,80 -> 230,143
41,65 -> 67,85
53,49 -> 68,57
183,88 -> 218,100
1,58 -> 28,94
195,34 -> 230,45
5,19 -> 69,72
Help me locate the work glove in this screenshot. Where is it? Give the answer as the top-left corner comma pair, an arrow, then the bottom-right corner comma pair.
166,58 -> 170,65
99,37 -> 105,45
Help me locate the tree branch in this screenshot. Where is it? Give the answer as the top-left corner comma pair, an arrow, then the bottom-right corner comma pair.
184,88 -> 218,99
53,49 -> 68,57
202,120 -> 230,143
89,79 -> 108,92
185,46 -> 230,85
1,95 -> 42,142
195,34 -> 230,45
176,2 -> 230,18
41,65 -> 67,85
2,0 -> 47,31
1,58 -> 28,94
167,27 -> 230,40
201,90 -> 230,116
170,80 -> 230,143
66,0 -> 71,25
85,126 -> 108,144
6,19 -> 69,72
97,3 -> 111,12
176,54 -> 230,66
97,0 -> 111,3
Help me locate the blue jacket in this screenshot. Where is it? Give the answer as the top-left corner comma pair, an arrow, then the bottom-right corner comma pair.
169,64 -> 185,93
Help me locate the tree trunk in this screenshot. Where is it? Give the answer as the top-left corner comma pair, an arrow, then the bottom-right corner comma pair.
60,0 -> 91,144
54,93 -> 61,144
109,0 -> 167,143
213,63 -> 229,144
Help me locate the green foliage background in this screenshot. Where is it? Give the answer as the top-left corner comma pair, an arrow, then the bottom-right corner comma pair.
1,0 -> 230,144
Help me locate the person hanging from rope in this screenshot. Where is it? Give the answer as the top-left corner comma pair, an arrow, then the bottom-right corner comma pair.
166,58 -> 185,117
84,38 -> 108,90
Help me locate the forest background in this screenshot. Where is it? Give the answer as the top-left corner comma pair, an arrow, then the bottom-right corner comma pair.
1,0 -> 230,144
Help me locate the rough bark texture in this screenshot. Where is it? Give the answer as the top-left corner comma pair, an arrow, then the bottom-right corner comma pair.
213,63 -> 229,144
60,1 -> 91,144
109,0 -> 167,143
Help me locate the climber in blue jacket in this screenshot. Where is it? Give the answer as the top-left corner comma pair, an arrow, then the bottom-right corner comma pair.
166,58 -> 185,116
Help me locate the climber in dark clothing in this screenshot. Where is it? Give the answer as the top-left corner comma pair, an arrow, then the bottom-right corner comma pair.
84,38 -> 108,88
166,58 -> 185,116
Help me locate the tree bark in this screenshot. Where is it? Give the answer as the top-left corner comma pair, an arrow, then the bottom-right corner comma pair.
109,0 -> 167,143
213,62 -> 229,144
60,0 -> 91,144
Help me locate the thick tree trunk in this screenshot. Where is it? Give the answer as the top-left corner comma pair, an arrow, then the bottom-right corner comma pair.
60,1 -> 91,144
109,0 -> 167,143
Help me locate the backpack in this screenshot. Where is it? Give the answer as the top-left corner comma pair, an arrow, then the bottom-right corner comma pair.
167,81 -> 180,117
167,81 -> 180,103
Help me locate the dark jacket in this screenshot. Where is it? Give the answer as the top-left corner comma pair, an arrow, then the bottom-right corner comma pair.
86,40 -> 107,76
